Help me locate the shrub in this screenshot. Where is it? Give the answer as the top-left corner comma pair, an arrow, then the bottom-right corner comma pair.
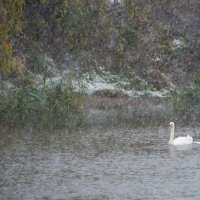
93,89 -> 127,97
171,86 -> 200,119
0,83 -> 84,129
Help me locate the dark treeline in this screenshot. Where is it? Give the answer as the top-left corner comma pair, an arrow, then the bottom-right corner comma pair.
1,0 -> 200,88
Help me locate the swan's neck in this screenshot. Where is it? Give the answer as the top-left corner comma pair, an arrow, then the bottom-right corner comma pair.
169,127 -> 175,144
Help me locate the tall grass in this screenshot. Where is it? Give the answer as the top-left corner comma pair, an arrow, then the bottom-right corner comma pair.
0,83 -> 84,129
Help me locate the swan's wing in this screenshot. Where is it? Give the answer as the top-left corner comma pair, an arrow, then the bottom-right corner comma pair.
174,136 -> 193,145
187,134 -> 192,139
186,135 -> 193,142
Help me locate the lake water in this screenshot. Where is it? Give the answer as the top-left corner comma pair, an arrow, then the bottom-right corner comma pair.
1,125 -> 200,200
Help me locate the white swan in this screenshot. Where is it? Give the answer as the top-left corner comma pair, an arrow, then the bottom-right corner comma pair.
168,122 -> 193,145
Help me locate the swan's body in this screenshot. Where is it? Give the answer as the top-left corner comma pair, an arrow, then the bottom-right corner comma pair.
170,135 -> 193,145
168,122 -> 193,145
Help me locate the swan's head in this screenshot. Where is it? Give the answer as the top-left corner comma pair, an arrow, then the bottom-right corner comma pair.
169,122 -> 175,128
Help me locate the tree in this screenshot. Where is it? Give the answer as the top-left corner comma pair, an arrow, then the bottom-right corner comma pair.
0,0 -> 24,74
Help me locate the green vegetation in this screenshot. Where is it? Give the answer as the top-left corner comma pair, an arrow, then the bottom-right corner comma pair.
171,86 -> 200,120
93,89 -> 127,98
0,82 -> 84,129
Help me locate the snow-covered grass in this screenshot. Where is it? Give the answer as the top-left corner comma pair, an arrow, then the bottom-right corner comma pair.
1,68 -> 170,98
171,38 -> 187,51
74,71 -> 122,94
72,70 -> 170,97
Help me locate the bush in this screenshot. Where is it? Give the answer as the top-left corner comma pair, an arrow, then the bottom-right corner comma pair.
93,89 -> 127,97
0,84 -> 84,129
171,86 -> 200,119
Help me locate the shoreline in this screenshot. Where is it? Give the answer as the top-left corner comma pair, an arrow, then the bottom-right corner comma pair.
84,95 -> 165,110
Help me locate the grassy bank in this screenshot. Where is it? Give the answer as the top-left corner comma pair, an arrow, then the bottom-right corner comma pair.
0,83 -> 84,129
1,74 -> 200,129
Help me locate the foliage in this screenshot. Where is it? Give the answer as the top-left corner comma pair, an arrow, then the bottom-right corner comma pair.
0,83 -> 84,128
0,0 -> 24,74
171,86 -> 200,119
93,88 -> 127,98
24,0 -> 151,70
0,0 -> 199,88
0,0 -> 198,87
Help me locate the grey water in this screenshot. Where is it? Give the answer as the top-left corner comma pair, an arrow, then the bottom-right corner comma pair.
1,125 -> 200,200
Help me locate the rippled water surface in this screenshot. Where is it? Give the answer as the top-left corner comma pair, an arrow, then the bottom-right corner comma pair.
1,125 -> 200,200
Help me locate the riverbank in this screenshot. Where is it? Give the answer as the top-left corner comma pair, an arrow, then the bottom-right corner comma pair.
84,95 -> 163,110
1,69 -> 200,129
84,96 -> 170,128
0,68 -> 172,129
